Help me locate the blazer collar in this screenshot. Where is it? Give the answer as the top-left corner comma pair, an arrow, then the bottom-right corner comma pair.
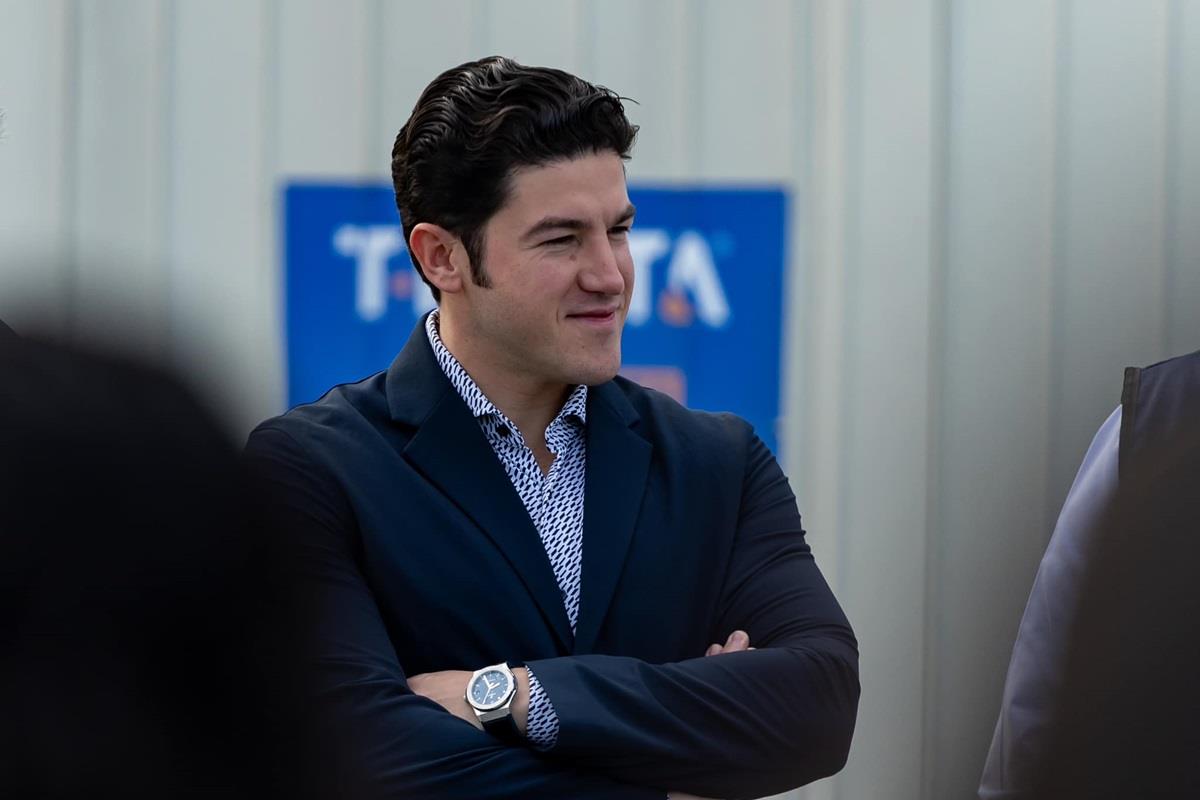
385,315 -> 455,427
573,380 -> 653,653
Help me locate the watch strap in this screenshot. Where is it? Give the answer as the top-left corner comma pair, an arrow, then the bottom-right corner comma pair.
482,710 -> 522,744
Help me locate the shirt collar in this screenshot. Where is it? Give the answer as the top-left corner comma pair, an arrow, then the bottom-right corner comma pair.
425,310 -> 588,432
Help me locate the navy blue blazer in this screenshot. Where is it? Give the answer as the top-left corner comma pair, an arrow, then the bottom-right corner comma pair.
245,322 -> 859,799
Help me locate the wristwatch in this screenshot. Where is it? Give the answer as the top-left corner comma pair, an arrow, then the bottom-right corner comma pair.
464,661 -> 522,743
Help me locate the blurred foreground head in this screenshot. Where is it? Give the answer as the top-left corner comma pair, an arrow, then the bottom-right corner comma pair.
0,329 -> 297,796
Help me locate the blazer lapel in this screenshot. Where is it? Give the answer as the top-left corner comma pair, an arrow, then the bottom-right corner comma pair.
386,322 -> 574,651
573,381 -> 652,653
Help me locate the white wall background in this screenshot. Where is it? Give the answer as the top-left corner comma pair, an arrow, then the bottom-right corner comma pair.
2,1 -> 1198,798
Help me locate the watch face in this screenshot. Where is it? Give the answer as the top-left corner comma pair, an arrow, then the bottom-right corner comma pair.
469,668 -> 512,709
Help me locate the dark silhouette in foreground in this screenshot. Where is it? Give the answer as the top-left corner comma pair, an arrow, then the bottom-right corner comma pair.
0,332 -> 301,797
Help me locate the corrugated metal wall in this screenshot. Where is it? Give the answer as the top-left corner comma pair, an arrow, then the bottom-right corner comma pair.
2,2 -> 1198,798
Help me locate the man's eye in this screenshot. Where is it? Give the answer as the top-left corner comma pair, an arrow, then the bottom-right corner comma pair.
542,235 -> 575,247
608,226 -> 631,237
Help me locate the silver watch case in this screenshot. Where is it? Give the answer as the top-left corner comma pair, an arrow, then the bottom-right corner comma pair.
465,661 -> 517,721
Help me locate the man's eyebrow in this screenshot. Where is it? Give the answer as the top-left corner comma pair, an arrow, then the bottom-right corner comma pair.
520,204 -> 638,243
521,216 -> 588,243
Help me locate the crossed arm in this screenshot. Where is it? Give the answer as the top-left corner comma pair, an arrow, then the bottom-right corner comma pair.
408,630 -> 757,800
247,424 -> 859,799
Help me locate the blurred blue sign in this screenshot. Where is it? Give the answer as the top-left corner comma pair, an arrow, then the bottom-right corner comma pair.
283,183 -> 788,452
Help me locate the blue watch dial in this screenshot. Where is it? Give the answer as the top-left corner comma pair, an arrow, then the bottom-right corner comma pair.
471,669 -> 511,707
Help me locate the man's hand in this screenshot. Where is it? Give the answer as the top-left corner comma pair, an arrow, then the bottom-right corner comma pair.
704,629 -> 754,657
408,668 -> 531,734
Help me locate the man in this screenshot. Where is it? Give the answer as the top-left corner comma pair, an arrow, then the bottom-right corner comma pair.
246,57 -> 858,799
980,349 -> 1200,799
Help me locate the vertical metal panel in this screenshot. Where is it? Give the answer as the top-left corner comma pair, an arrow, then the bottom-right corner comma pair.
931,2 -> 1058,797
375,1 -> 477,178
834,2 -> 936,798
1168,0 -> 1200,354
796,0 -> 851,586
692,0 -> 796,181
589,0 -> 694,180
275,0 -> 373,176
790,6 -> 848,798
167,0 -> 279,431
0,0 -> 73,332
475,0 -> 586,75
1051,0 -> 1171,499
72,0 -> 170,354
923,0 -> 953,794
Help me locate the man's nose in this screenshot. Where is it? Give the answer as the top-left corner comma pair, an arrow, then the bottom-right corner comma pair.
578,236 -> 627,295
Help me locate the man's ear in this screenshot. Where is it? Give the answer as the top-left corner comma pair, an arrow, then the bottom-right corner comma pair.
409,223 -> 469,296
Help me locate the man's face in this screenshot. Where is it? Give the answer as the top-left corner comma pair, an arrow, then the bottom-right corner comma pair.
457,150 -> 635,388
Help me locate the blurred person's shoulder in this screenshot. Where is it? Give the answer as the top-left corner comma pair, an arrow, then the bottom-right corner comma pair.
1120,346 -> 1200,478
248,369 -> 390,456
1135,346 -> 1200,374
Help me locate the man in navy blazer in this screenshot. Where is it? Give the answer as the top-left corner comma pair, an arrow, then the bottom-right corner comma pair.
246,57 -> 858,799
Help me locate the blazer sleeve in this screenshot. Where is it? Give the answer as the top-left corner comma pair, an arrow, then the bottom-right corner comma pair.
524,431 -> 861,799
244,424 -> 663,800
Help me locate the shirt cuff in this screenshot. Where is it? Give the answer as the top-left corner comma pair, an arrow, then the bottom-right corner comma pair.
524,667 -> 560,750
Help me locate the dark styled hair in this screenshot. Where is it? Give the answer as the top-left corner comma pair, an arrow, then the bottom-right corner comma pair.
391,56 -> 638,301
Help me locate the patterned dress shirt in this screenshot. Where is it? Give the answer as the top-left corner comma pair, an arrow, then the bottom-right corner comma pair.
425,310 -> 586,749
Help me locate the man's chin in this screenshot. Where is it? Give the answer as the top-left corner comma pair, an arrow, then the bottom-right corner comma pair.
570,357 -> 622,387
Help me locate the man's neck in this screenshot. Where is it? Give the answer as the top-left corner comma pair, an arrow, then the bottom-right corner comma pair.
436,311 -> 572,452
